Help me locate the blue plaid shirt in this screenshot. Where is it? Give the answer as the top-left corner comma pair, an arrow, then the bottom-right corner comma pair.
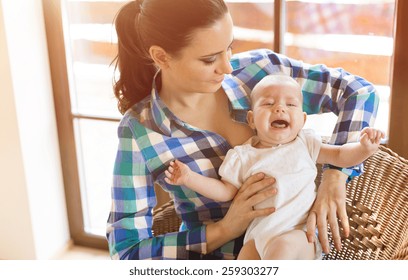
106,49 -> 379,259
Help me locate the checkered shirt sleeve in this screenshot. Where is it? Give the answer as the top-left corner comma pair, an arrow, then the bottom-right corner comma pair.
106,115 -> 207,260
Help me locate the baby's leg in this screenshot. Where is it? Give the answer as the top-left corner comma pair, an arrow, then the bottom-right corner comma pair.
237,239 -> 261,260
263,230 -> 316,260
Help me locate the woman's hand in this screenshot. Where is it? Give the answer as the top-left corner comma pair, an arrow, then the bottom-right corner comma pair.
306,169 -> 349,254
206,173 -> 277,253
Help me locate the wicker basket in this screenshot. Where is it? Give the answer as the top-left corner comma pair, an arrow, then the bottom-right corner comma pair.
152,145 -> 408,260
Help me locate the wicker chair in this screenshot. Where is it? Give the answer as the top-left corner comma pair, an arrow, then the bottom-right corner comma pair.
152,145 -> 408,260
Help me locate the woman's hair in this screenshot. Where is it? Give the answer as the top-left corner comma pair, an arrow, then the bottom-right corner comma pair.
113,0 -> 229,114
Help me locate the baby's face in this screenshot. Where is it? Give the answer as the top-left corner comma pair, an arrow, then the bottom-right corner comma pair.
247,78 -> 306,147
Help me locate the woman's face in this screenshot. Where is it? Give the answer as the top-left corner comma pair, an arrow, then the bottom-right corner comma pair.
163,13 -> 234,95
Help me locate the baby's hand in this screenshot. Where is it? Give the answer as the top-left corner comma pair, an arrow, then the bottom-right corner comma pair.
164,160 -> 191,186
360,127 -> 385,154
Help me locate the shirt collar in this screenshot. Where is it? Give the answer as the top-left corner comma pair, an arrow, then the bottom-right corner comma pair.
222,73 -> 251,111
150,71 -> 178,136
222,74 -> 251,124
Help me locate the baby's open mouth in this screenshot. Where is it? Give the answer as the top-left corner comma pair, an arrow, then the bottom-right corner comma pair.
271,120 -> 289,128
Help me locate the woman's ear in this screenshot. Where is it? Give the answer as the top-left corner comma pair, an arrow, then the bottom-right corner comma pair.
149,45 -> 170,69
247,110 -> 256,130
303,112 -> 307,125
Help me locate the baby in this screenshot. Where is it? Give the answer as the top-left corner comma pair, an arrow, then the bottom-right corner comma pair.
165,75 -> 384,260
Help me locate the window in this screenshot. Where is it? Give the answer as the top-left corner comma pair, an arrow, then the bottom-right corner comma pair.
44,0 -> 401,249
227,0 -> 394,137
284,0 -> 394,136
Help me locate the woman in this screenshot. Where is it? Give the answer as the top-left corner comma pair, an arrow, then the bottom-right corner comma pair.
106,0 -> 379,260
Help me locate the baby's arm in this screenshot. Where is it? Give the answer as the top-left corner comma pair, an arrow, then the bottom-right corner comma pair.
164,160 -> 237,202
317,127 -> 385,167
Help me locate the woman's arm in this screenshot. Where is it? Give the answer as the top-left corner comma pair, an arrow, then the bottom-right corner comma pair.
308,128 -> 384,252
298,62 -> 379,179
106,119 -> 206,260
306,169 -> 349,253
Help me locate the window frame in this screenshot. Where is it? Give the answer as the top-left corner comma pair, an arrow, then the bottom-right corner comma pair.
388,0 -> 408,158
43,0 -> 111,249
43,0 -> 406,250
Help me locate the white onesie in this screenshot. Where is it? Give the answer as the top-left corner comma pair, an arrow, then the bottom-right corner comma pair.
219,129 -> 322,259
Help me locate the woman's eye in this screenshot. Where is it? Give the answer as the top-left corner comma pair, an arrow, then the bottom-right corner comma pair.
288,103 -> 297,107
202,58 -> 216,65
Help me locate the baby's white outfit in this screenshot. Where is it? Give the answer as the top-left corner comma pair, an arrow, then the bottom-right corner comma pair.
219,129 -> 323,259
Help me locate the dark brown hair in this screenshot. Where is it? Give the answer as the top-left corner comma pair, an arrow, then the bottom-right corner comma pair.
113,0 -> 228,114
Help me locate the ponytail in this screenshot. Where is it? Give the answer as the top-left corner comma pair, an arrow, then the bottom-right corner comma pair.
113,1 -> 157,114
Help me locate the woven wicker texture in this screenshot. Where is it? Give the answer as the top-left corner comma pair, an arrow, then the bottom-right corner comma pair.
152,145 -> 408,260
324,145 -> 408,260
152,200 -> 181,237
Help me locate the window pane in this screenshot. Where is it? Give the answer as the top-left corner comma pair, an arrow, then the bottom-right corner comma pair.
62,0 -> 125,237
226,0 -> 275,53
285,0 -> 395,136
64,0 -> 123,118
74,118 -> 118,236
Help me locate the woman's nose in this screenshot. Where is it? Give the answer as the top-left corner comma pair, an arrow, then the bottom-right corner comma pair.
215,52 -> 233,75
